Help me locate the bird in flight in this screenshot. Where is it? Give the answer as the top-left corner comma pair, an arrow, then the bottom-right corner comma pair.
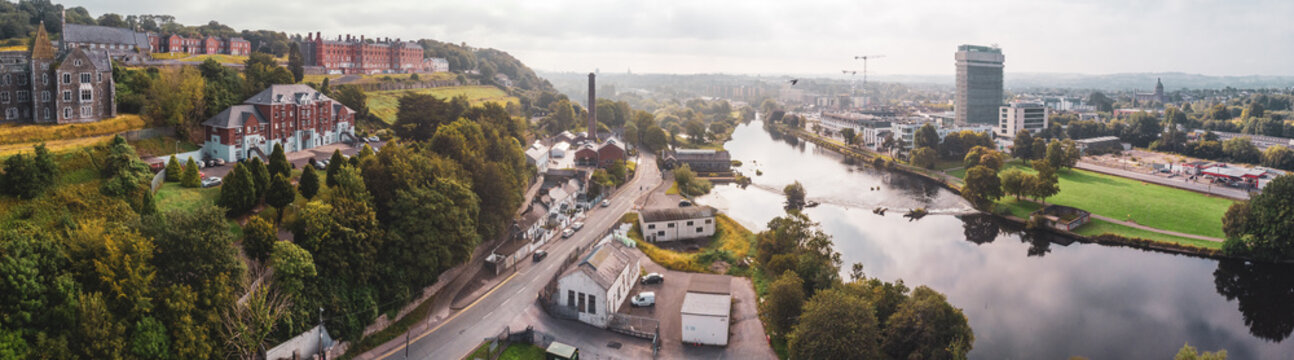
789,79 -> 799,85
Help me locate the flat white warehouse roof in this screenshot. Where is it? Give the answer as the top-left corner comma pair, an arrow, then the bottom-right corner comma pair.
681,292 -> 731,317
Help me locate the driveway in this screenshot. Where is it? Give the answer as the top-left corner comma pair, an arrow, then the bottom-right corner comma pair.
189,141 -> 383,180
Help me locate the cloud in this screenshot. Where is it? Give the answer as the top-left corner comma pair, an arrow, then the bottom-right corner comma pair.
66,0 -> 1294,75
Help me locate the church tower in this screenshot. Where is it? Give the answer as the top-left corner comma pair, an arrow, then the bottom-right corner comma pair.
1154,78 -> 1165,102
30,22 -> 56,123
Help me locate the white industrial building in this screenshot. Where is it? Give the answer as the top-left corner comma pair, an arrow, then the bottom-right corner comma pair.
525,141 -> 550,174
555,240 -> 640,328
681,274 -> 732,346
639,206 -> 717,243
998,101 -> 1048,138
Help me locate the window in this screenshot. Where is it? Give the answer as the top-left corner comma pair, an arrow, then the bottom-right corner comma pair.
81,105 -> 92,117
97,73 -> 102,82
212,135 -> 220,143
40,91 -> 48,102
696,227 -> 704,233
75,59 -> 81,66
80,73 -> 91,83
577,293 -> 585,312
62,91 -> 70,101
657,231 -> 665,236
588,295 -> 596,314
0,92 -> 8,103
80,89 -> 92,102
63,107 -> 71,119
568,290 -> 575,308
42,108 -> 49,120
4,108 -> 14,119
2,74 -> 8,85
705,219 -> 712,224
17,73 -> 25,85
17,91 -> 27,102
41,73 -> 47,85
62,73 -> 70,84
686,221 -> 694,226
667,223 -> 674,228
647,224 -> 655,230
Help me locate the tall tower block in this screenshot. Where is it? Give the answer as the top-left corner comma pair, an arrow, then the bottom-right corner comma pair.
588,72 -> 597,141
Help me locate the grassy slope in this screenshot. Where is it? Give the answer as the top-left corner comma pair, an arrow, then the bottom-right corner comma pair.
0,114 -> 147,145
302,72 -> 456,85
365,86 -> 518,124
622,212 -> 756,274
962,162 -> 1231,238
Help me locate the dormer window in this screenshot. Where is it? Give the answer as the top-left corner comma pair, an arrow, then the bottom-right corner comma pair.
74,59 -> 82,66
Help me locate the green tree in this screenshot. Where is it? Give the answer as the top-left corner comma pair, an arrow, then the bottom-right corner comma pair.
379,179 -> 479,303
910,147 -> 937,169
156,284 -> 211,359
1242,102 -> 1264,119
0,328 -> 27,359
763,270 -> 805,335
269,241 -> 316,298
1045,139 -> 1068,170
199,58 -> 246,118
142,204 -> 245,292
1011,129 -> 1035,160
295,166 -> 381,284
1122,111 -> 1162,148
217,163 -> 257,216
287,42 -> 304,83
1219,175 -> 1294,260
394,93 -> 468,141
165,155 -> 182,182
92,227 -> 157,316
99,136 -> 153,213
266,173 -> 296,224
1222,137 -> 1260,164
249,157 -> 271,202
962,166 -> 1003,211
1175,342 -> 1227,360
673,164 -> 712,196
74,292 -> 126,360
1261,146 -> 1293,170
298,165 -> 320,200
331,85 -> 369,121
1000,168 -> 1031,200
607,160 -> 628,185
128,317 -> 171,360
684,118 -> 707,143
326,149 -> 346,187
145,66 -> 207,139
783,181 -> 807,208
789,287 -> 882,360
1028,160 -> 1060,203
268,142 -> 291,179
242,217 -> 277,264
1031,137 -> 1048,161
914,123 -> 940,150
0,224 -> 78,340
964,146 -> 1004,171
754,212 -> 841,294
840,128 -> 857,145
180,158 -> 201,188
881,286 -> 975,360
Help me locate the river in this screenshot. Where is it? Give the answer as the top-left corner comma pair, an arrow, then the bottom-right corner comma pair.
693,120 -> 1294,359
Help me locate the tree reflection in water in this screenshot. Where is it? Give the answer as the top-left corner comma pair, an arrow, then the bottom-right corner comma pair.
960,214 -> 1000,245
1213,259 -> 1294,342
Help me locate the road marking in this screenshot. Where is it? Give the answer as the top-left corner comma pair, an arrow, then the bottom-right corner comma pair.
376,271 -> 520,360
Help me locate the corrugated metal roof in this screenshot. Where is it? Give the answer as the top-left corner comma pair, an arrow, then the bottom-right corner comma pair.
681,292 -> 730,317
640,206 -> 716,223
687,273 -> 731,295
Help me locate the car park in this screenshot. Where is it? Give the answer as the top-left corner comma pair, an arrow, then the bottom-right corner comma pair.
201,176 -> 223,188
641,273 -> 664,284
631,292 -> 656,307
532,250 -> 548,262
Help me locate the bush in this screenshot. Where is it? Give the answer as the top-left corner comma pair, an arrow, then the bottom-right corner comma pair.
180,158 -> 201,188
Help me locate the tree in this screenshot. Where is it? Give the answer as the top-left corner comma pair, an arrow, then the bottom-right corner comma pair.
1000,168 -> 1031,200
181,158 -> 201,188
394,93 -> 468,141
1028,160 -> 1060,203
784,181 -> 807,208
128,317 -> 171,360
881,286 -> 974,360
74,292 -> 126,360
248,157 -> 270,202
145,66 -> 206,139
287,42 -> 304,83
141,204 -> 245,291
217,163 -> 257,216
220,276 -> 291,360
684,119 -> 707,143
914,123 -> 940,150
1218,175 -> 1294,260
1222,137 -> 1260,164
97,13 -> 127,28
754,212 -> 841,294
673,164 -> 712,197
1045,139 -> 1076,170
1031,138 -> 1048,162
242,217 -> 277,264
298,165 -> 320,200
910,147 -> 937,169
840,128 -> 857,145
165,155 -> 182,182
763,270 -> 805,335
269,241 -> 315,299
1,144 -> 57,199
266,174 -> 296,224
607,160 -> 628,185
1175,343 -> 1228,360
378,179 -> 480,303
326,150 -> 346,187
964,146 -> 1003,171
92,227 -> 157,316
1243,102 -> 1264,119
789,287 -> 882,360
1012,129 -> 1035,159
268,142 -> 290,179
331,85 -> 369,121
962,165 -> 1003,211
1122,111 -> 1162,148
1262,146 -> 1293,170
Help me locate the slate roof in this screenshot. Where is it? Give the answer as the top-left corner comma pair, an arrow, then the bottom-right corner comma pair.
202,105 -> 263,129
687,274 -> 731,295
245,84 -> 338,106
562,241 -> 634,290
78,49 -> 113,71
640,206 -> 717,223
62,23 -> 151,50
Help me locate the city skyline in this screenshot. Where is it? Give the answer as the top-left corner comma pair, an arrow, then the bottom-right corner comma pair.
65,0 -> 1294,77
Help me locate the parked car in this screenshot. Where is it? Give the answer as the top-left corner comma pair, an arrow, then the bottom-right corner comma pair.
641,273 -> 664,284
214,158 -> 226,166
679,200 -> 693,207
201,176 -> 223,188
366,135 -> 380,142
532,250 -> 548,262
631,292 -> 656,307
601,199 -> 611,207
315,160 -> 329,170
572,222 -> 584,231
562,228 -> 575,238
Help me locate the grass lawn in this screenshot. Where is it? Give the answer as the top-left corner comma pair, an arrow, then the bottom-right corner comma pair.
365,86 -> 518,124
666,181 -> 679,195
128,136 -> 201,158
498,343 -> 546,360
959,162 -> 1232,238
1074,219 -> 1222,250
303,72 -> 456,85
154,182 -> 242,237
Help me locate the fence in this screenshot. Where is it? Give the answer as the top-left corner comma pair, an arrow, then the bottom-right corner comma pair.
150,169 -> 166,193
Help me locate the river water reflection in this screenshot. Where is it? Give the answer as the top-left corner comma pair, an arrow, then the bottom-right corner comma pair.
693,121 -> 1294,359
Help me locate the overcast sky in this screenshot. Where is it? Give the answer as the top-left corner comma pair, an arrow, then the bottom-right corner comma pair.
68,0 -> 1294,76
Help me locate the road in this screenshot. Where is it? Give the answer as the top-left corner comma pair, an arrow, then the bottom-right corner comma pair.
379,153 -> 663,360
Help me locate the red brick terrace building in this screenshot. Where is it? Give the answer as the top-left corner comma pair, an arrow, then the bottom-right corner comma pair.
300,32 -> 424,74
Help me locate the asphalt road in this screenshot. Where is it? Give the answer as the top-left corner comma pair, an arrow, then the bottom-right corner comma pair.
1076,160 -> 1252,200
380,154 -> 662,360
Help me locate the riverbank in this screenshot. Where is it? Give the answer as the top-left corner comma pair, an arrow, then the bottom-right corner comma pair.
768,121 -> 1236,260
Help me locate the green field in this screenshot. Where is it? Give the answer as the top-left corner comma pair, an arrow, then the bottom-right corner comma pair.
365,86 -> 518,124
963,162 -> 1232,238
155,182 -> 221,214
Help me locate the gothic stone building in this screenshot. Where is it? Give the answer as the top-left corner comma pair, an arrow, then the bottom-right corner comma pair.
0,22 -> 116,124
200,84 -> 356,162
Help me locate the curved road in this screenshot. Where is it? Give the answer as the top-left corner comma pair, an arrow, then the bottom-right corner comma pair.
377,154 -> 663,360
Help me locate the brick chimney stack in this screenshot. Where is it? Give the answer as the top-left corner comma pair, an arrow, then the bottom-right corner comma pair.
588,72 -> 597,142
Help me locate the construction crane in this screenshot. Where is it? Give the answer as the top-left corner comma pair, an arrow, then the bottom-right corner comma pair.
852,54 -> 887,89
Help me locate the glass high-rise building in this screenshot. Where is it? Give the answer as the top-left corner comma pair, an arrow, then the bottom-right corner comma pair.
955,45 -> 1004,125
